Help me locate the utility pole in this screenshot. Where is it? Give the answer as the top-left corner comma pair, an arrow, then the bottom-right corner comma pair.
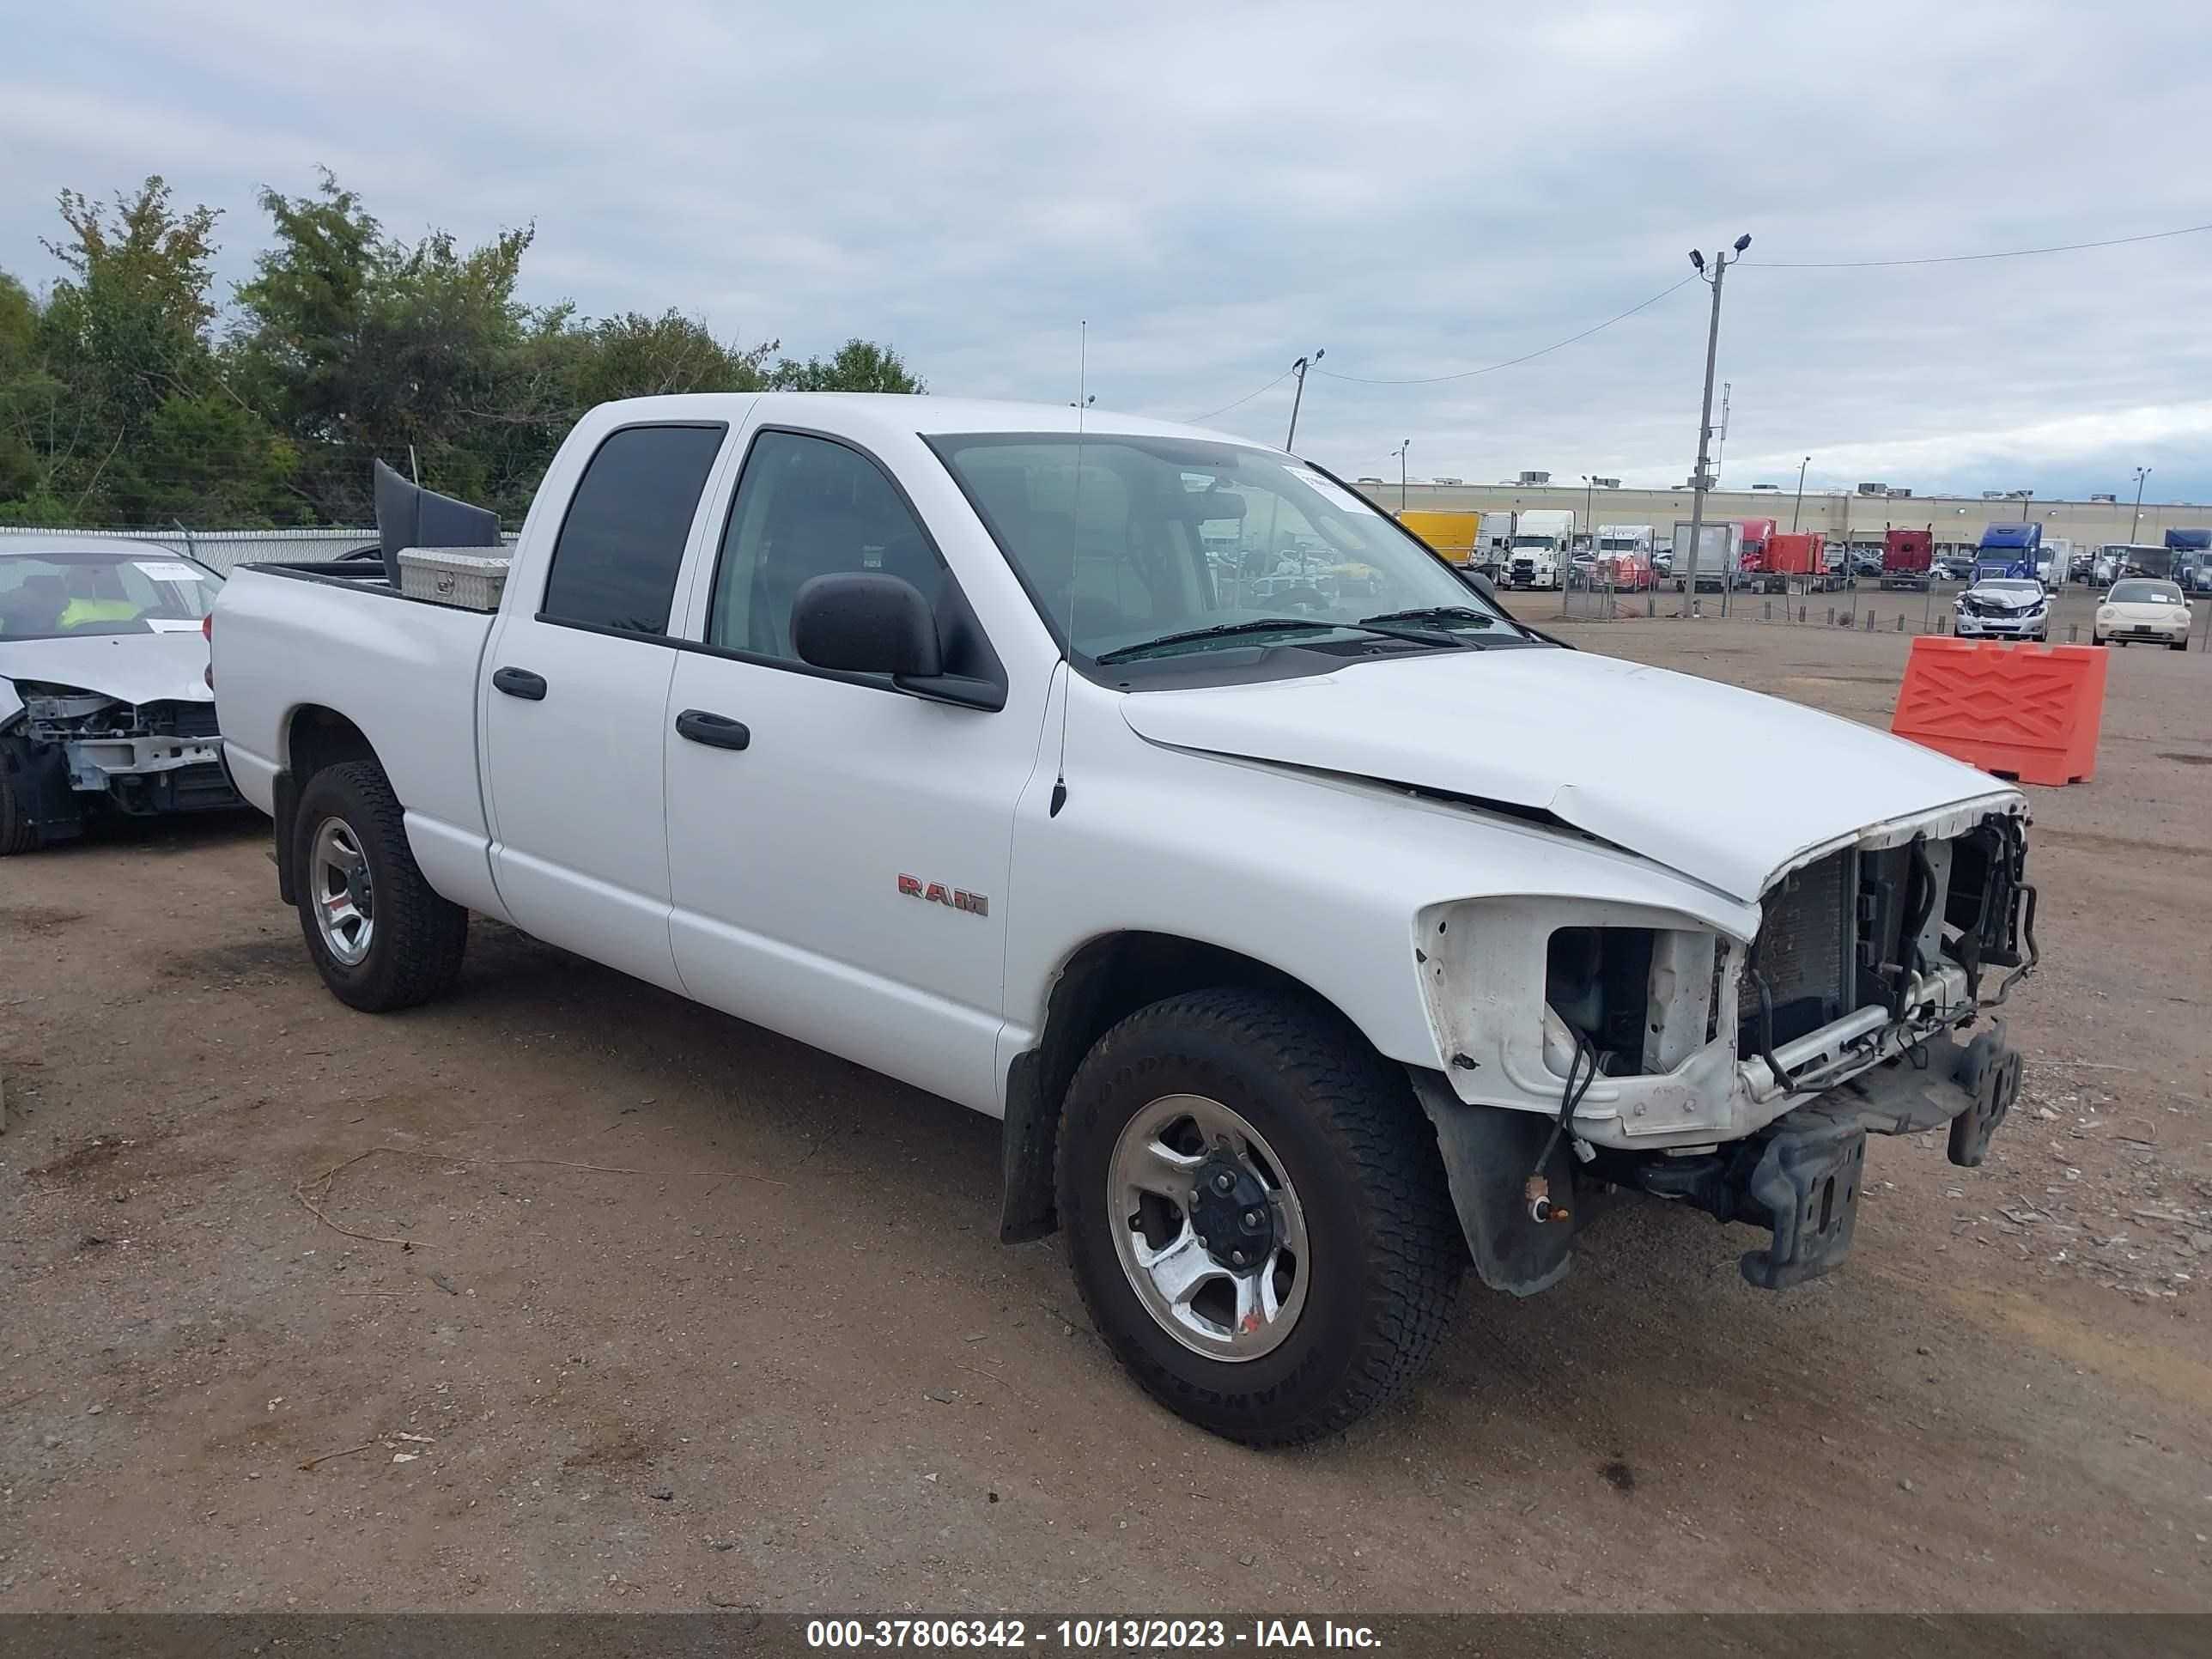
1394,439 -> 1410,513
2130,465 -> 2152,543
1680,234 -> 1750,614
1284,349 -> 1324,451
1791,455 -> 1810,532
1713,382 -> 1732,489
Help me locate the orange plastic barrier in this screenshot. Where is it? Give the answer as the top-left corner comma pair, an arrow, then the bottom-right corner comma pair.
1890,637 -> 2107,786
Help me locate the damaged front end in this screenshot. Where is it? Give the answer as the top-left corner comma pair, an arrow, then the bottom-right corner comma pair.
1414,804 -> 2036,1295
14,684 -> 241,838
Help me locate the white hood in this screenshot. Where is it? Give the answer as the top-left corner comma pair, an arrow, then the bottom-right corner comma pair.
0,632 -> 215,709
1119,647 -> 2021,903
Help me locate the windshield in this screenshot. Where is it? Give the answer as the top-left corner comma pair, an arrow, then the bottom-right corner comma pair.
2110,580 -> 2181,604
0,549 -> 222,641
1511,535 -> 1556,550
1597,538 -> 1639,551
930,433 -> 1521,665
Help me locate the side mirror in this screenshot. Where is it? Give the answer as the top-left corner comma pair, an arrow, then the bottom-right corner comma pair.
1458,568 -> 1502,605
792,573 -> 943,678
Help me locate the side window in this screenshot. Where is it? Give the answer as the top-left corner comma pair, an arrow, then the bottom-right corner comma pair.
540,424 -> 725,635
708,430 -> 947,661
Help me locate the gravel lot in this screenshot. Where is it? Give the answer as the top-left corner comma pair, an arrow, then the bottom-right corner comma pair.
3,605 -> 2208,1613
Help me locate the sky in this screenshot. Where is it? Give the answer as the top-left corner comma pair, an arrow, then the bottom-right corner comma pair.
5,0 -> 2209,501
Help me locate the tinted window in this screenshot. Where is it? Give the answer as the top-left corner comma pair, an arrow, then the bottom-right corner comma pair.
708,430 -> 946,661
540,424 -> 725,634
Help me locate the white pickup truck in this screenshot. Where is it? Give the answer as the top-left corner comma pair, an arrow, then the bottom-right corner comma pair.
212,394 -> 2038,1444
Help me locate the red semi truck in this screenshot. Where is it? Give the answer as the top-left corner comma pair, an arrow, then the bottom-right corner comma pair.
1763,532 -> 1835,591
1734,518 -> 1783,592
1878,526 -> 1934,591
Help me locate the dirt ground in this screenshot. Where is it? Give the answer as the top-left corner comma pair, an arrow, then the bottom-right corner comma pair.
3,603 -> 2208,1614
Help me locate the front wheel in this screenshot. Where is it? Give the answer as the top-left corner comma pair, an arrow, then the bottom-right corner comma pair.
291,760 -> 467,1012
1055,988 -> 1463,1445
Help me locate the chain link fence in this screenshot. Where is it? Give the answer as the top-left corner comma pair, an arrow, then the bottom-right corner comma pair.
1553,568 -> 2212,651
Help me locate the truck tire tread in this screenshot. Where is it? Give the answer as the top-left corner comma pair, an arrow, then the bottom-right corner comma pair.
1055,988 -> 1462,1446
293,759 -> 467,1012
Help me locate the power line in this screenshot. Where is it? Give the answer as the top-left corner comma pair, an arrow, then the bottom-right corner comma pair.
1187,366 -> 1296,423
1310,275 -> 1699,386
1750,220 -> 2212,270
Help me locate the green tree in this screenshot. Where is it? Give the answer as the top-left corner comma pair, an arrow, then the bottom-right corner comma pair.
767,338 -> 924,393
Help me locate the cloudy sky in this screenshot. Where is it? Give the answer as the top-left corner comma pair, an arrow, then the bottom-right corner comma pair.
7,0 -> 2209,500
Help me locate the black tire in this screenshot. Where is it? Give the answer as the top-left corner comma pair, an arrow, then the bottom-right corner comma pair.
2172,640 -> 2190,652
1055,988 -> 1463,1445
0,736 -> 41,856
291,759 -> 467,1012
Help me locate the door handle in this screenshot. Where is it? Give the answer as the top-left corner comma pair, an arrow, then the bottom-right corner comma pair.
492,666 -> 547,701
675,708 -> 750,750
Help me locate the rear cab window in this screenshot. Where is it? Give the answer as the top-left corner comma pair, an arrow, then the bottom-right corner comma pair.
539,424 -> 727,635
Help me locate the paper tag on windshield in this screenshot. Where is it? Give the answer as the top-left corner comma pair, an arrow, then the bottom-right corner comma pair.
134,560 -> 205,584
1286,468 -> 1374,516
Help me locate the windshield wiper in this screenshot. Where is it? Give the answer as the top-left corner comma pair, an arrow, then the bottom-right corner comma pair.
1095,616 -> 1467,665
1361,605 -> 1499,631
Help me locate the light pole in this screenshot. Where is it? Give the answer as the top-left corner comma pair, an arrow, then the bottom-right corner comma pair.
1791,455 -> 1810,532
2019,489 -> 2033,523
1680,233 -> 1751,614
1285,349 -> 1324,451
2130,465 -> 2152,543
1582,475 -> 1598,574
1393,439 -> 1410,513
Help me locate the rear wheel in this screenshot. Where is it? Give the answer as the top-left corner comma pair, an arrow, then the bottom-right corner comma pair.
1055,988 -> 1463,1445
291,759 -> 467,1012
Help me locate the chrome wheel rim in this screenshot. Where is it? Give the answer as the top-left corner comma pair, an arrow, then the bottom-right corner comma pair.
1107,1094 -> 1309,1363
310,816 -> 374,967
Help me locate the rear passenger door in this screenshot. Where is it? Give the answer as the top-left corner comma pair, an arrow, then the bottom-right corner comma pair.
482,420 -> 731,991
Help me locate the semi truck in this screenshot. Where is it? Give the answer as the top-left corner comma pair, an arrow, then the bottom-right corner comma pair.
1878,526 -> 1935,592
1734,518 -> 1782,592
2165,528 -> 2212,592
205,390 -> 2039,1446
1505,509 -> 1573,589
1592,524 -> 1656,590
1973,522 -> 2043,583
1672,519 -> 1744,592
1764,532 -> 1835,591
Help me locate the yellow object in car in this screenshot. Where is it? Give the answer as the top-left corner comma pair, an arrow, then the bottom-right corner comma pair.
58,598 -> 140,629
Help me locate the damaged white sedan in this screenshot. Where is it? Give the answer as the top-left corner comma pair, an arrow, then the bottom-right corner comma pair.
1,537 -> 241,853
209,395 -> 2036,1444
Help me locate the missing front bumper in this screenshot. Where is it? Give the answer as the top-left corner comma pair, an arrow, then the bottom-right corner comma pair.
1608,1022 -> 2022,1289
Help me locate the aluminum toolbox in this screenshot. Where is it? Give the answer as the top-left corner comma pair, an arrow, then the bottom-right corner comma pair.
397,548 -> 511,611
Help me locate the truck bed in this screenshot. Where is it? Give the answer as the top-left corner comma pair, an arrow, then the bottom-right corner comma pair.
212,561 -> 505,919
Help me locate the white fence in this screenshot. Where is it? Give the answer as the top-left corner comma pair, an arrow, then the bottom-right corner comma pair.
0,526 -> 515,576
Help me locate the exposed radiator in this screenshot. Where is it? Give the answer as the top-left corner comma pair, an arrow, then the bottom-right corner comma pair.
1743,850 -> 1854,1048
148,700 -> 222,739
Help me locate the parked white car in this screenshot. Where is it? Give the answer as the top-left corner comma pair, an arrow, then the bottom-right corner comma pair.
1,536 -> 238,853
210,394 -> 2039,1443
2094,578 -> 2192,649
1953,577 -> 2050,642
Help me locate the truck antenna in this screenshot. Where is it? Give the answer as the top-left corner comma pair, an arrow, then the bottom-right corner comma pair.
1049,322 -> 1086,818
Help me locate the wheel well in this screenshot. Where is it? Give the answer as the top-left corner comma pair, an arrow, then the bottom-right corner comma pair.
274,706 -> 379,904
998,931 -> 1360,1243
287,705 -> 377,785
